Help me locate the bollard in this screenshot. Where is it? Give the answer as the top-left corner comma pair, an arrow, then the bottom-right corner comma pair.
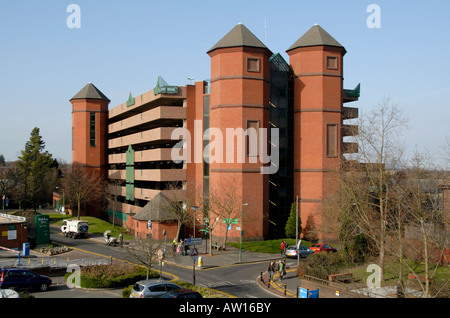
260,270 -> 263,282
42,258 -> 44,265
284,283 -> 287,296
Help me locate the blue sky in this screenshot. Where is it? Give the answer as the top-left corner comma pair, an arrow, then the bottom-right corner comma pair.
0,1 -> 449,167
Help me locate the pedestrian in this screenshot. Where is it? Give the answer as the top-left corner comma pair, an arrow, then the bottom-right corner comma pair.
172,238 -> 178,252
179,239 -> 184,255
278,260 -> 285,281
267,261 -> 275,282
280,241 -> 285,255
284,241 -> 288,253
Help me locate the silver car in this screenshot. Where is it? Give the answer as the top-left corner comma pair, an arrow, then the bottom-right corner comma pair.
130,279 -> 183,298
285,245 -> 314,258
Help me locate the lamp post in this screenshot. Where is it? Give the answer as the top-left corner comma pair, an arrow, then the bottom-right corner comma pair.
239,203 -> 248,262
190,206 -> 199,238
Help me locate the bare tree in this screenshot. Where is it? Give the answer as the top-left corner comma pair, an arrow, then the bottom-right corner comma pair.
62,166 -> 103,219
209,176 -> 243,248
126,236 -> 180,280
162,181 -> 193,241
389,153 -> 448,297
338,97 -> 408,282
103,178 -> 123,227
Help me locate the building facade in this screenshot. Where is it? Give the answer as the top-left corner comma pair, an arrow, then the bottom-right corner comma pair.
70,24 -> 359,242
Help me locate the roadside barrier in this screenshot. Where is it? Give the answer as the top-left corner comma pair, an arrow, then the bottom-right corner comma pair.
0,257 -> 109,269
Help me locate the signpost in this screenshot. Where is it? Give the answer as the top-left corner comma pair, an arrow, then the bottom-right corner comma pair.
35,214 -> 50,245
184,237 -> 202,246
298,287 -> 320,298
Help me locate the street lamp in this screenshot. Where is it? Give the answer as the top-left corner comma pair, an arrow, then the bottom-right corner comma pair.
190,206 -> 199,238
239,203 -> 248,262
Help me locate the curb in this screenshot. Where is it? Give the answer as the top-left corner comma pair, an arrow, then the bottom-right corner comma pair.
257,267 -> 297,298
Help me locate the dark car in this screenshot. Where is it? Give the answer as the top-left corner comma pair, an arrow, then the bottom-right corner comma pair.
0,268 -> 52,292
160,288 -> 203,299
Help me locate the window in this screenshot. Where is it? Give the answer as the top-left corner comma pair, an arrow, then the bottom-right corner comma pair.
326,56 -> 338,70
247,58 -> 260,73
89,113 -> 96,147
326,124 -> 338,157
247,120 -> 259,157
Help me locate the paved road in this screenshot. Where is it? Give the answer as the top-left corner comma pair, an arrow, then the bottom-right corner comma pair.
43,229 -> 283,298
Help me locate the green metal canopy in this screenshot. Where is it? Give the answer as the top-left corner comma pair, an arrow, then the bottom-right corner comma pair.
345,83 -> 361,98
153,76 -> 178,95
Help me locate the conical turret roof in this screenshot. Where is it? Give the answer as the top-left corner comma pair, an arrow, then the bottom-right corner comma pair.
70,83 -> 110,101
286,24 -> 345,53
208,23 -> 269,53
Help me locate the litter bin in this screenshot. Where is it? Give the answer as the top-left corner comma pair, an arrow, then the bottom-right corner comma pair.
22,242 -> 30,256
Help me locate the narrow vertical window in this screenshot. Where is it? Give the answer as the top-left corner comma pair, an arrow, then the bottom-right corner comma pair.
90,113 -> 96,147
326,124 -> 338,157
247,120 -> 259,157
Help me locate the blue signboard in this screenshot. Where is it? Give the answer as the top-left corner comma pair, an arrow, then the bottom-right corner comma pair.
298,287 -> 319,298
299,287 -> 308,298
309,289 -> 319,298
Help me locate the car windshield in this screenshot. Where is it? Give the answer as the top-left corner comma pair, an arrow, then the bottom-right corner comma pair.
311,244 -> 321,247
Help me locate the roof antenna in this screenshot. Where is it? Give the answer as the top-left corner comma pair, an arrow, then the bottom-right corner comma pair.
265,16 -> 267,44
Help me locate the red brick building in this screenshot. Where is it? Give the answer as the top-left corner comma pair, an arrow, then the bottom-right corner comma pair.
70,24 -> 359,242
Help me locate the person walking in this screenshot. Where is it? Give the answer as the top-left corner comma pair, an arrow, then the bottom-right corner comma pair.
278,260 -> 285,281
267,261 -> 275,282
280,241 -> 285,255
179,239 -> 184,256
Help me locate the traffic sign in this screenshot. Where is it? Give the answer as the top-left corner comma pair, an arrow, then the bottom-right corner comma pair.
184,238 -> 202,245
223,218 -> 239,224
157,248 -> 164,261
190,247 -> 198,256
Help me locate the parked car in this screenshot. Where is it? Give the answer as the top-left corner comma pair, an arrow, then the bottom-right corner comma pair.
0,268 -> 52,292
0,289 -> 19,298
310,243 -> 337,253
285,245 -> 314,258
130,279 -> 183,298
160,288 -> 203,299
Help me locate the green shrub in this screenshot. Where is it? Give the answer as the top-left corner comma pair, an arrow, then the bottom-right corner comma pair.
299,250 -> 350,280
122,285 -> 133,298
65,264 -> 158,289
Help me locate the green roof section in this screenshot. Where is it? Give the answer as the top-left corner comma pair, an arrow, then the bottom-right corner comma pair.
286,24 -> 345,53
270,53 -> 292,73
126,92 -> 135,107
70,82 -> 110,101
208,23 -> 270,53
345,83 -> 361,98
153,76 -> 178,95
